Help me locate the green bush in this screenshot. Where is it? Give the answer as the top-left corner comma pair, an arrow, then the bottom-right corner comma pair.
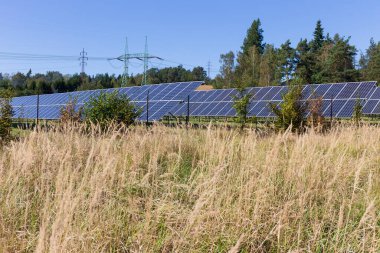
84,91 -> 141,128
232,87 -> 252,129
352,98 -> 363,127
270,80 -> 307,132
0,89 -> 14,142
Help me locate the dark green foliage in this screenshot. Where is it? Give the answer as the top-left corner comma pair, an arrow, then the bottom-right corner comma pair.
311,20 -> 325,52
295,39 -> 314,84
270,79 -> 307,132
314,34 -> 359,83
232,87 -> 252,128
360,39 -> 380,83
277,40 -> 296,85
83,91 -> 140,128
145,65 -> 206,84
259,44 -> 278,86
241,18 -> 265,55
0,89 -> 14,142
352,98 -> 363,126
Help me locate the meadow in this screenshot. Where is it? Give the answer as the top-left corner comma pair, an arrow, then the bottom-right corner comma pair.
0,124 -> 379,252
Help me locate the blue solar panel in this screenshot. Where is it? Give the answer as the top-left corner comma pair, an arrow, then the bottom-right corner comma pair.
216,102 -> 233,116
261,87 -> 279,100
273,87 -> 288,100
11,81 -> 203,121
324,83 -> 346,99
11,81 -> 378,121
207,102 -> 224,116
252,87 -> 272,100
372,101 -> 380,114
313,84 -> 330,98
368,87 -> 380,99
336,100 -> 363,118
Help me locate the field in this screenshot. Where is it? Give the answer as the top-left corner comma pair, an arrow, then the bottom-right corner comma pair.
0,124 -> 379,252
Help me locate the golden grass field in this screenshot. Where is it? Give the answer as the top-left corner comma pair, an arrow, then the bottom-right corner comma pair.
0,124 -> 379,252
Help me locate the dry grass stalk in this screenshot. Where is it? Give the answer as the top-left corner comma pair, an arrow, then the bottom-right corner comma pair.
0,124 -> 379,252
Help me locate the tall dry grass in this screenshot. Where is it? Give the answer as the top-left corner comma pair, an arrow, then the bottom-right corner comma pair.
0,124 -> 379,252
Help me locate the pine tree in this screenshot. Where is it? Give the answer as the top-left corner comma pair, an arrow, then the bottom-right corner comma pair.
295,39 -> 314,84
360,39 -> 380,83
241,19 -> 265,55
235,19 -> 265,87
278,40 -> 296,84
259,45 -> 278,86
316,34 -> 358,83
311,20 -> 325,52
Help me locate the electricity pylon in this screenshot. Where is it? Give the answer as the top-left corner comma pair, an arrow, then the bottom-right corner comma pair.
110,36 -> 162,87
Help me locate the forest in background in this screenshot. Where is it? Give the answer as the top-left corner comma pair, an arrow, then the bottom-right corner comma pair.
1,20 -> 380,96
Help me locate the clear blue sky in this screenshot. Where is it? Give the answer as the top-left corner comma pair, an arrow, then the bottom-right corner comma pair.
0,0 -> 379,77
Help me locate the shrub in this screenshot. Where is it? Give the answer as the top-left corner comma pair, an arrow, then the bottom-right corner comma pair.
232,87 -> 252,129
0,89 -> 14,142
270,80 -> 307,132
352,98 -> 363,127
307,93 -> 324,128
84,91 -> 140,128
59,97 -> 82,124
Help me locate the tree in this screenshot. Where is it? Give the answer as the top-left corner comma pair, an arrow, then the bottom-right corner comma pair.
232,87 -> 252,129
191,66 -> 207,81
270,79 -> 307,132
352,98 -> 363,127
217,51 -> 235,88
12,72 -> 27,89
0,89 -> 13,142
315,34 -> 358,83
259,44 -> 278,86
235,19 -> 265,87
294,39 -> 314,84
307,92 -> 324,127
277,40 -> 296,84
360,39 -> 380,83
310,20 -> 325,52
60,97 -> 82,124
84,91 -> 141,128
241,19 -> 265,55
36,79 -> 53,94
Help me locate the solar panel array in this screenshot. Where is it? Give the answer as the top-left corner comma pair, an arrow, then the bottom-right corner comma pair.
11,81 -> 203,121
10,81 -> 379,121
362,86 -> 380,115
170,82 -> 379,118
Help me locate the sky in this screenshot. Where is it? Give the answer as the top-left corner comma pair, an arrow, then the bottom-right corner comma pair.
0,0 -> 379,77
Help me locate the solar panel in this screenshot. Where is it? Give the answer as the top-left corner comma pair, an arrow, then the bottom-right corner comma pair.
169,82 -> 378,119
11,81 -> 203,121
11,81 -> 378,121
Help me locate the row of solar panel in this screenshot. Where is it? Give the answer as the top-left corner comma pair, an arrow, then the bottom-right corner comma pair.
12,97 -> 380,121
11,81 -> 202,121
10,81 -> 380,121
11,81 -> 202,107
170,98 -> 380,118
188,82 -> 376,103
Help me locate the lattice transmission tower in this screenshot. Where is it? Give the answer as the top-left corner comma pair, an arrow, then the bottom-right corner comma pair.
110,36 -> 162,87
79,48 -> 88,74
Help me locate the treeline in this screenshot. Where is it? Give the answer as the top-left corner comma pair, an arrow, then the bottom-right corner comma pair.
0,65 -> 207,96
213,20 -> 380,88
